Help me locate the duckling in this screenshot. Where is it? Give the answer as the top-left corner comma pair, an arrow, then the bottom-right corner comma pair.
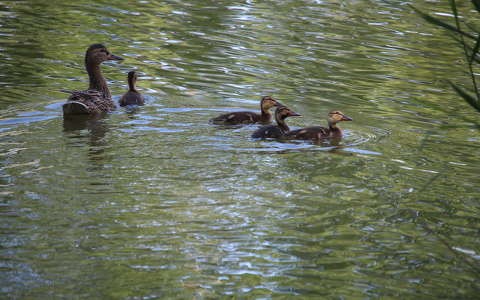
287,110 -> 352,140
210,96 -> 281,125
63,44 -> 123,116
252,106 -> 301,139
119,71 -> 144,106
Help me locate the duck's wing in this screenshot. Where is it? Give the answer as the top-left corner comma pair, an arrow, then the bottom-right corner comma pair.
251,125 -> 284,139
65,89 -> 103,103
63,90 -> 101,115
62,90 -> 115,115
288,126 -> 330,140
63,101 -> 90,115
209,111 -> 260,125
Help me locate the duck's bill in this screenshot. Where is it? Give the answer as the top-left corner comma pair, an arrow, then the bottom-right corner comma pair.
288,111 -> 301,117
108,54 -> 124,61
341,115 -> 352,121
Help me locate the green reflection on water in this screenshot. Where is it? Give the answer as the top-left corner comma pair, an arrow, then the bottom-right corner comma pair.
0,0 -> 479,298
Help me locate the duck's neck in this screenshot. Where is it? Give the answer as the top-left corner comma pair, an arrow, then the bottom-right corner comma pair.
276,116 -> 290,133
260,105 -> 272,122
128,76 -> 137,92
86,63 -> 111,99
328,121 -> 342,137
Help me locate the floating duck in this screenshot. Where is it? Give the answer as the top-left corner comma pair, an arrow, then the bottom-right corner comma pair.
119,71 -> 144,106
63,44 -> 123,116
210,96 -> 281,125
252,106 -> 301,139
287,110 -> 352,140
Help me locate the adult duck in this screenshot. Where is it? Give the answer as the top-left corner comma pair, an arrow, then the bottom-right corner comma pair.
252,106 -> 301,139
63,44 -> 123,116
210,96 -> 281,125
119,71 -> 144,106
287,110 -> 352,140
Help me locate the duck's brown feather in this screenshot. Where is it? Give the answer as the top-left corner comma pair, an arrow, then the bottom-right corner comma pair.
119,91 -> 144,106
63,44 -> 122,116
251,125 -> 287,138
65,90 -> 116,115
210,111 -> 270,125
287,126 -> 342,140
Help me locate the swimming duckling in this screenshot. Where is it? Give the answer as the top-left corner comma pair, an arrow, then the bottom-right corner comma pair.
252,106 -> 301,139
119,71 -> 144,106
210,96 -> 281,125
63,44 -> 123,116
287,110 -> 352,140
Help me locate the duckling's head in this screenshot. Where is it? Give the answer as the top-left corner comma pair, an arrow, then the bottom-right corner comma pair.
328,110 -> 352,125
128,71 -> 138,82
85,44 -> 123,66
276,105 -> 301,120
260,96 -> 281,110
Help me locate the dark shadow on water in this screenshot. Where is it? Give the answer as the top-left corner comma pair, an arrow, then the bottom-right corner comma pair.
239,135 -> 360,156
62,114 -> 109,162
123,105 -> 143,116
62,114 -> 116,193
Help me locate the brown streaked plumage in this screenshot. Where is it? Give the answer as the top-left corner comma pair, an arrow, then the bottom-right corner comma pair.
251,106 -> 301,139
287,110 -> 352,140
63,44 -> 123,116
119,71 -> 144,106
209,96 -> 281,125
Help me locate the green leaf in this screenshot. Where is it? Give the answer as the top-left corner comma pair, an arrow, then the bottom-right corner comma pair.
409,5 -> 476,40
472,0 -> 480,13
470,36 -> 480,63
449,81 -> 480,112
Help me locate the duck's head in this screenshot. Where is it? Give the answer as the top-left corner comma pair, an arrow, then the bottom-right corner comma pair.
85,44 -> 123,66
260,96 -> 282,110
276,105 -> 301,120
328,110 -> 352,125
128,71 -> 138,82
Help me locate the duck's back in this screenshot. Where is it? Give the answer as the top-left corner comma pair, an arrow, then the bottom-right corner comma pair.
64,90 -> 115,115
210,111 -> 262,125
288,126 -> 331,140
119,91 -> 144,106
252,125 -> 286,139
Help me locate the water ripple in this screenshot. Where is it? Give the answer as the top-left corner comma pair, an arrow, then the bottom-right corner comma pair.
0,0 -> 479,299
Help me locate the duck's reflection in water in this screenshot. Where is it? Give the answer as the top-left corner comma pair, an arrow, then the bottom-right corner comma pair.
62,114 -> 110,164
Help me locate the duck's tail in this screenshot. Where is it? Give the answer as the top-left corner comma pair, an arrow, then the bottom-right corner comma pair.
63,101 -> 90,116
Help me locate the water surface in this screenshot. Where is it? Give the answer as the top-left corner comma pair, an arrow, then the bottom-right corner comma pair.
1,0 -> 479,298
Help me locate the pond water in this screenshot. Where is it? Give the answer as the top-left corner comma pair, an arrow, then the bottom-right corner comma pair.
1,0 -> 479,298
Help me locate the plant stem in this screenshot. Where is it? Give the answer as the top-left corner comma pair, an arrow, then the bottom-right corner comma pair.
451,0 -> 480,101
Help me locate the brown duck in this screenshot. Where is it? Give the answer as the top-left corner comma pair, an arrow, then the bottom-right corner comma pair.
252,106 -> 301,139
287,110 -> 352,140
119,71 -> 144,106
210,96 -> 281,125
63,44 -> 123,116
